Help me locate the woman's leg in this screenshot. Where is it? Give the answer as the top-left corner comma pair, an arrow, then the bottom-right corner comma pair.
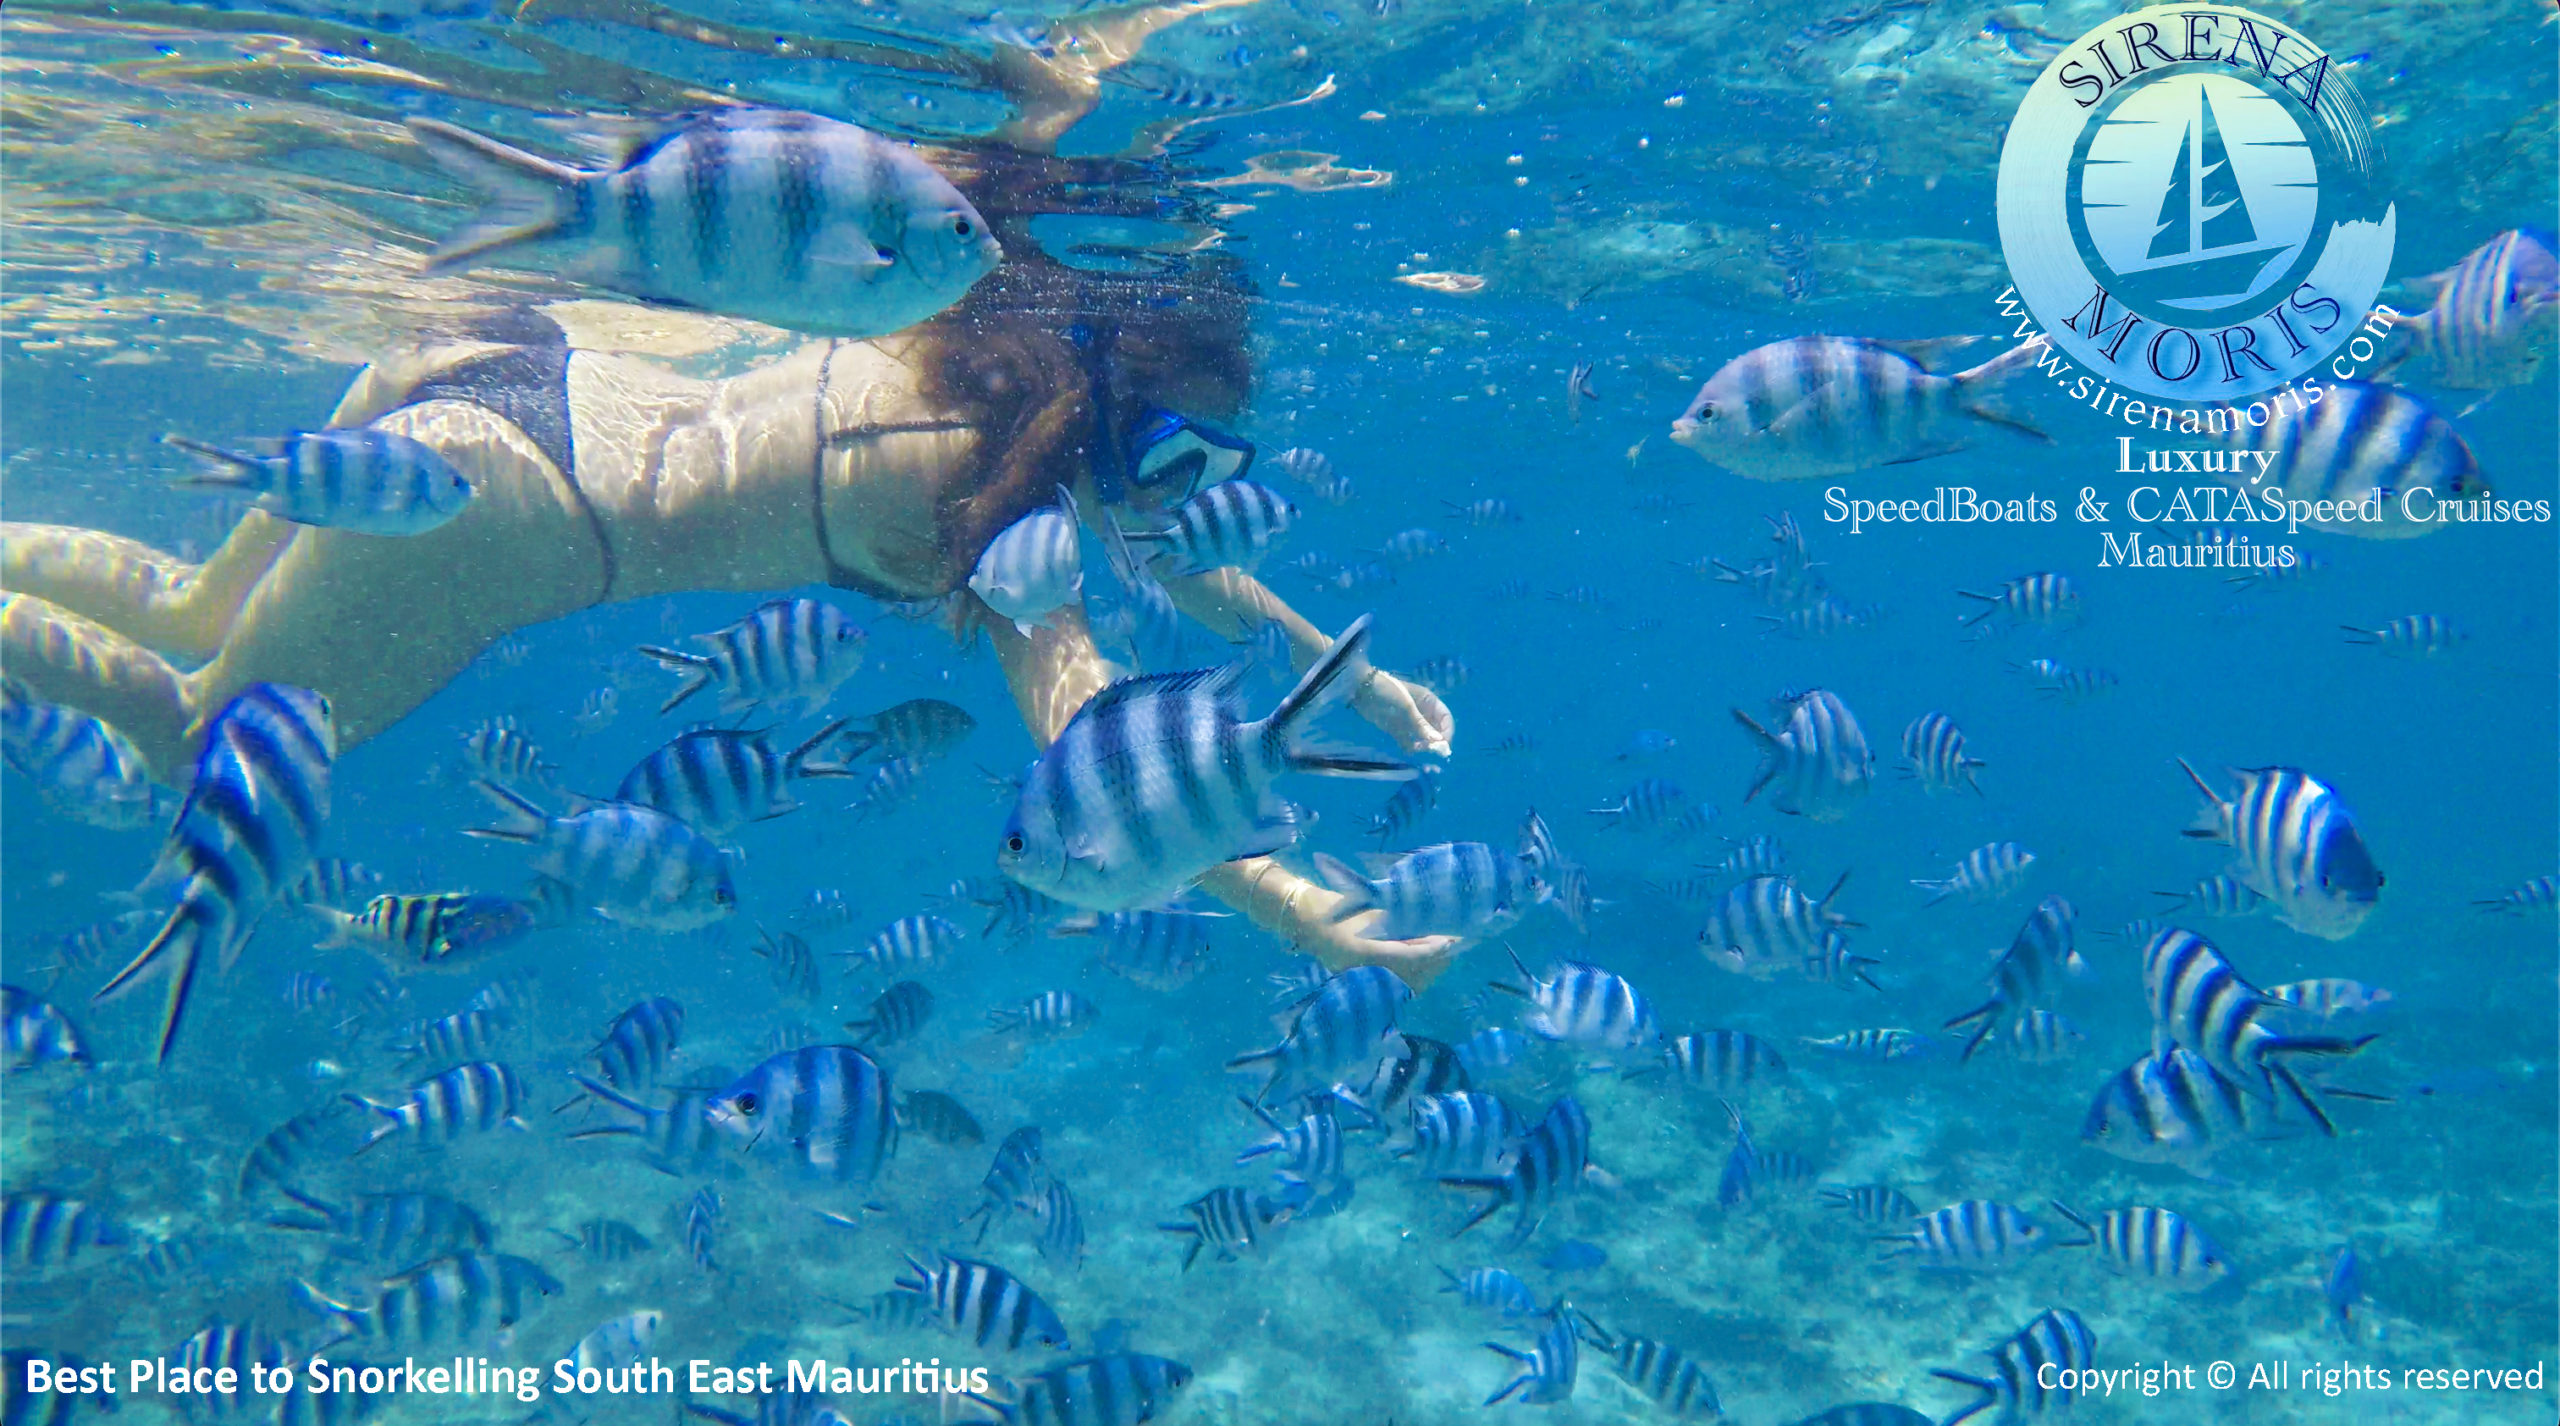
0,591 -> 200,777
1,515 -> 296,659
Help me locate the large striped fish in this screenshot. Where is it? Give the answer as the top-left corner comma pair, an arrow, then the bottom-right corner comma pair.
1698,872 -> 1858,981
2388,229 -> 2558,393
971,488 -> 1085,636
1942,895 -> 2083,1062
1444,1095 -> 1592,1247
1733,689 -> 1872,821
640,598 -> 868,719
998,614 -> 1414,912
0,678 -> 169,830
2178,762 -> 2382,940
2219,381 -> 2486,539
968,1353 -> 1193,1426
2141,928 -> 2376,1121
1669,335 -> 2049,480
1313,841 -> 1545,943
613,722 -> 851,834
407,108 -> 1000,337
467,783 -> 735,931
706,1044 -> 897,1185
1123,478 -> 1298,575
164,428 -> 472,536
1227,964 -> 1411,1105
1930,1308 -> 2096,1425
96,684 -> 336,1062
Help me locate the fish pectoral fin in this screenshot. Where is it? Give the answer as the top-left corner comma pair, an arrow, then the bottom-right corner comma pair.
1231,816 -> 1300,862
1877,442 -> 1970,467
808,226 -> 897,273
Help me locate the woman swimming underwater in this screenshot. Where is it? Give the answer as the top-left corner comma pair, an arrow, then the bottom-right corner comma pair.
0,140 -> 1464,998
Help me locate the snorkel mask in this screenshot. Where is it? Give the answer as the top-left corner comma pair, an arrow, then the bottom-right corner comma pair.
1076,321 -> 1256,507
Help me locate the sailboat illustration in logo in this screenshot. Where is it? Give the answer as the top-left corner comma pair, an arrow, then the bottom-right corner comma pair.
2109,86 -> 2292,307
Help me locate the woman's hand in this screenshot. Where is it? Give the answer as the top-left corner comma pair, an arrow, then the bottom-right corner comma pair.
1198,858 -> 1464,992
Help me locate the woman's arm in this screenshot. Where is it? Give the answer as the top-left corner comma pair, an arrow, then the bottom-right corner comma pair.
1157,568 -> 1456,758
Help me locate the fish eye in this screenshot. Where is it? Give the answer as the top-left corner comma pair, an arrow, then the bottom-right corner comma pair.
955,217 -> 973,237
1005,834 -> 1025,854
876,244 -> 897,264
735,1093 -> 759,1116
1697,402 -> 1718,419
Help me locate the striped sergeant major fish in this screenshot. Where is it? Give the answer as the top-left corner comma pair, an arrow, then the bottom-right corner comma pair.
1159,1185 -> 1291,1270
2080,1045 -> 2390,1178
998,614 -> 1414,911
1668,334 -> 2050,481
893,1253 -> 1070,1352
2048,1201 -> 2231,1293
1226,964 -> 1411,1105
2002,1009 -> 2089,1063
1445,1096 -> 1591,1247
989,990 -> 1099,1040
2011,656 -> 2118,700
580,997 -> 685,1094
756,925 -> 821,1000
408,108 -> 999,337
170,1319 -> 290,1416
1957,571 -> 2082,630
1900,712 -> 1985,794
1633,1029 -> 1789,1096
1235,1096 -> 1345,1186
1733,689 -> 1872,821
971,488 -> 1084,636
683,1188 -> 722,1272
96,683 -> 335,1062
1336,1032 -> 1471,1132
297,1251 -> 562,1349
1124,479 -> 1297,576
2341,613 -> 2467,657
846,913 -> 965,972
1944,895 -> 2085,1062
2385,229 -> 2558,393
706,1044 -> 897,1184
2217,380 -> 2487,539
1802,1028 -> 1936,1062
1876,1199 -> 2050,1270
0,678 -> 168,830
461,716 -> 556,797
897,1089 -> 984,1147
2475,872 -> 2556,915
239,1101 -> 356,1200
832,697 -> 979,765
312,892 -> 486,966
637,598 -> 868,719
1033,1178 -> 1085,1270
1930,1307 -> 2097,1425
1702,832 -> 1788,882
1,1192 -> 125,1269
163,427 -> 472,536
1517,808 -> 1593,934
1699,872 -> 1860,981
1912,841 -> 2035,907
2142,927 -> 2377,1123
2178,761 -> 2382,940
346,1061 -> 530,1153
1397,1090 -> 1521,1176
1587,777 -> 1685,831
1363,764 -> 1440,845
571,1309 -> 663,1375
1059,910 -> 1217,992
2262,978 -> 2393,1024
963,1127 -> 1050,1242
1819,1184 -> 1919,1225
269,1187 -> 494,1264
284,858 -> 385,911
2156,873 -> 2269,918
1717,1104 -> 1816,1207
845,980 -> 934,1047
1574,1315 -> 1722,1418
467,783 -> 735,932
613,722 -> 853,834
1498,951 -> 1658,1055
1441,1265 -> 1540,1318
387,1005 -> 511,1067
967,1354 -> 1194,1426
2,985 -> 92,1071
1482,1305 -> 1579,1406
1314,842 -> 1545,943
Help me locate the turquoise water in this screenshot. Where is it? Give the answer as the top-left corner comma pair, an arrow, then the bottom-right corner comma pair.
3,1 -> 2555,1424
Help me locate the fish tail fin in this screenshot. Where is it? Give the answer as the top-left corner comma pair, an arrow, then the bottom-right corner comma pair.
636,645 -> 716,714
162,435 -> 271,490
2273,1062 -> 2340,1137
2045,1198 -> 2097,1245
309,906 -> 359,950
91,892 -> 218,1064
1942,1001 -> 2001,1062
1439,1177 -> 1512,1237
2175,758 -> 2229,838
1909,877 -> 1953,907
785,717 -> 855,779
1221,1047 -> 1284,1103
340,1094 -> 406,1155
464,778 -> 548,843
1310,853 -> 1375,921
1268,614 -> 1411,779
293,1278 -> 366,1336
1927,1372 -> 1999,1426
405,118 -> 588,273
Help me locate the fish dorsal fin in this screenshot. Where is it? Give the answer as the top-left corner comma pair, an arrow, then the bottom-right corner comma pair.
531,113 -> 698,171
1866,335 -> 1983,370
1076,664 -> 1246,720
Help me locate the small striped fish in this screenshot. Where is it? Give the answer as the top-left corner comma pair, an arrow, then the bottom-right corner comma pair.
975,488 -> 1087,637
239,1101 -> 356,1200
1718,1107 -> 1817,1206
989,990 -> 1099,1040
298,1251 -> 562,1349
270,1187 -> 493,1264
614,722 -> 850,834
1363,765 -> 1440,845
963,1127 -> 1050,1242
0,679 -> 167,830
707,1044 -> 897,1184
893,1254 -> 1070,1352
388,1005 -> 511,1067
1380,527 -> 1450,563
346,1061 -> 530,1153
1516,808 -> 1592,934
1578,1318 -> 1721,1418
1876,1199 -> 2049,1270
1640,1029 -> 1787,1095
1699,872 -> 1857,981
1912,841 -> 2034,907
1957,571 -> 2081,629
1588,778 -> 1686,831
1943,895 -> 2083,1062
2049,1201 -> 2231,1292
1271,447 -> 1350,501
1058,911 -> 1215,991
1702,834 -> 1788,881
284,858 -> 383,910
468,784 -> 735,932
408,108 -> 999,337
2393,229 -> 2557,389
1000,615 -> 1412,910
897,1089 -> 984,1147
2220,380 -> 2485,538
845,980 -> 934,1046
846,914 -> 965,972
460,716 -> 557,795
2475,873 -> 2557,914
1482,1306 -> 1579,1406
1125,479 -> 1297,575
832,697 -> 978,764
1446,497 -> 1523,526
683,1187 -> 722,1271
1758,594 -> 1878,639
97,683 -> 335,1061
1229,964 -> 1410,1104
2,985 -> 91,1071
1734,689 -> 1872,821
1033,1178 -> 1085,1270
582,997 -> 685,1092
312,892 -> 480,966
2080,1046 -> 2384,1178
1398,1091 -> 1520,1177
165,428 -> 471,536
1901,712 -> 1985,794
638,598 -> 868,719
1446,1096 -> 1590,1247
1505,953 -> 1657,1054
1343,1033 -> 1471,1130
1669,335 -> 2047,480
566,1079 -> 730,1172
170,1320 -> 289,1415
2012,656 -> 2118,699
1440,1265 -> 1539,1318
1236,1098 -> 1345,1184
1315,842 -> 1544,942
1818,1184 -> 1918,1224
2263,978 -> 2393,1023
2002,1009 -> 2089,1063
1160,1186 -> 1289,1270
2156,873 -> 2269,918
970,1354 -> 1193,1426
756,926 -> 821,999
1802,1028 -> 1935,1062
1,1192 -> 125,1268
2341,613 -> 2466,657
1929,1308 -> 2097,1425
